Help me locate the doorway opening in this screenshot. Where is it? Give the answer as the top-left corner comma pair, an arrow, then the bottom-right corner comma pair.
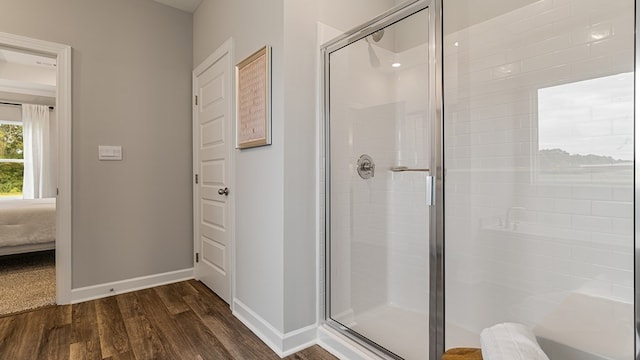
0,32 -> 72,306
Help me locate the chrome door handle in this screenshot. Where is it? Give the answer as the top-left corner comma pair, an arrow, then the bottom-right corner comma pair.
426,175 -> 435,206
218,187 -> 229,196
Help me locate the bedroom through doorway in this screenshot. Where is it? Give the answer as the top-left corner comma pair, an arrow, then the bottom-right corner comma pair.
0,46 -> 58,315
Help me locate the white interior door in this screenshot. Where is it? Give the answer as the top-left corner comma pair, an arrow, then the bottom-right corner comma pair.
193,39 -> 233,304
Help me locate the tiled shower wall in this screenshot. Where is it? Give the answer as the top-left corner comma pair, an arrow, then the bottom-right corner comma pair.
328,33 -> 431,320
443,0 -> 634,357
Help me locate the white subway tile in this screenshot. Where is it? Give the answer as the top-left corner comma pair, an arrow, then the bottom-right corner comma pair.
571,185 -> 612,200
455,134 -> 471,146
590,2 -> 635,27
570,245 -> 598,263
611,218 -> 633,235
468,89 -> 532,111
518,63 -> 572,88
571,215 -> 612,232
589,35 -> 634,58
508,33 -> 572,61
554,43 -> 591,64
552,273 -> 593,292
515,23 -> 556,47
609,50 -> 634,73
571,23 -> 613,45
537,240 -> 572,258
593,265 -> 633,287
554,198 -> 591,215
513,196 -> 554,212
537,212 -> 572,227
466,52 -> 508,73
509,4 -> 571,39
453,121 -> 471,135
570,56 -> 612,79
552,14 -> 591,37
612,186 -> 632,201
591,201 -> 632,219
520,52 -> 558,73
452,145 -> 470,159
468,69 -> 494,85
597,251 -> 633,271
591,232 -> 633,252
553,258 -> 594,278
606,13 -> 635,35
492,62 -> 523,79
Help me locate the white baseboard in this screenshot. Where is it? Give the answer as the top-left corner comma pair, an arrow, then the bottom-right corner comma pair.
70,268 -> 194,304
233,298 -> 317,357
317,325 -> 380,360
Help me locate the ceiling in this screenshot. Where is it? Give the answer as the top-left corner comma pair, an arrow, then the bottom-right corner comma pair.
153,0 -> 202,13
0,48 -> 56,69
0,47 -> 57,103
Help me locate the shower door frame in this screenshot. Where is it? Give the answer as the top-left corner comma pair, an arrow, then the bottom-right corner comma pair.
321,0 -> 444,358
635,2 -> 639,358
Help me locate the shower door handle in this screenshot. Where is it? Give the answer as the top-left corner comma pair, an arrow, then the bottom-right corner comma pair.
426,175 -> 435,206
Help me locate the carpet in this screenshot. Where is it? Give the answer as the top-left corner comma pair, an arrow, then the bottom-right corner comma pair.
0,250 -> 56,316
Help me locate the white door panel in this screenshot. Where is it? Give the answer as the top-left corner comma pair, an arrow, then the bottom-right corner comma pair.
193,39 -> 233,303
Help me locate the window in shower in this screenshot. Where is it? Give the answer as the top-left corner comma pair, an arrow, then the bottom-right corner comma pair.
537,72 -> 633,183
325,5 -> 432,360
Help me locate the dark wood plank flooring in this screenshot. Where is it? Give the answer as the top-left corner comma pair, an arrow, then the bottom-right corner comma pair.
0,280 -> 338,360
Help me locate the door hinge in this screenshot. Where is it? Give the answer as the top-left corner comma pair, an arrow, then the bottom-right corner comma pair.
194,95 -> 198,106
195,174 -> 199,184
56,188 -> 59,196
195,253 -> 199,263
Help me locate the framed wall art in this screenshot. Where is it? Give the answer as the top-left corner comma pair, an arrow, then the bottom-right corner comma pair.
236,45 -> 271,149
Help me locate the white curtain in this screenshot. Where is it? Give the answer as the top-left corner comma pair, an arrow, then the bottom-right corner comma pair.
22,104 -> 54,199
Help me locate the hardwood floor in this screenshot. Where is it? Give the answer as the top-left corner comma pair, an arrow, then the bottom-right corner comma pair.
0,280 -> 338,360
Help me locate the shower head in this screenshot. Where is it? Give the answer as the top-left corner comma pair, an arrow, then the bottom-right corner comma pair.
365,37 -> 381,68
371,29 -> 384,42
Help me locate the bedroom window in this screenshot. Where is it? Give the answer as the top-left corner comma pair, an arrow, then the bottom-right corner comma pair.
0,122 -> 24,199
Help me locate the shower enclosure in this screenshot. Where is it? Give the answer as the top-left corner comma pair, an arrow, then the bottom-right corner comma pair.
323,1 -> 442,359
443,0 -> 635,359
323,0 -> 635,359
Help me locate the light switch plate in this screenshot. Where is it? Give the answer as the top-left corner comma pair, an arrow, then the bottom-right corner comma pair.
98,145 -> 123,161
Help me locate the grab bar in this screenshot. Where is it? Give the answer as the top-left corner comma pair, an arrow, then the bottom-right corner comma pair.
390,166 -> 430,172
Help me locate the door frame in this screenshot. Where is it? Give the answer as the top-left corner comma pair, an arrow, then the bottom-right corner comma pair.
192,38 -> 235,304
0,32 -> 73,304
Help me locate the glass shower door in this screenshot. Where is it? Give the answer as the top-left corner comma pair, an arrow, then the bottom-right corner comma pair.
325,4 -> 435,359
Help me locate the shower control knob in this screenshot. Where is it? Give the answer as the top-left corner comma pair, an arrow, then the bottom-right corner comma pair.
357,154 -> 375,179
218,187 -> 229,196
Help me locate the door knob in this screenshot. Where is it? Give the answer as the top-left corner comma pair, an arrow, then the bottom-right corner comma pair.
218,187 -> 229,196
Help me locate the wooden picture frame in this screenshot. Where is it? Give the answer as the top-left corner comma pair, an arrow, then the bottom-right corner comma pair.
235,45 -> 271,149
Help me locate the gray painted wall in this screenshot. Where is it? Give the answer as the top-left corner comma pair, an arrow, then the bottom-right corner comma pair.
194,0 -> 287,332
0,0 -> 193,288
194,0 -> 402,336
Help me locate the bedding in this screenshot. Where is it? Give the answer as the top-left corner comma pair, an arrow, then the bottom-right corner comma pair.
0,198 -> 56,254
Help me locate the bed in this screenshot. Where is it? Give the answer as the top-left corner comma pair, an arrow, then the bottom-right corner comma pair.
0,198 -> 56,256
